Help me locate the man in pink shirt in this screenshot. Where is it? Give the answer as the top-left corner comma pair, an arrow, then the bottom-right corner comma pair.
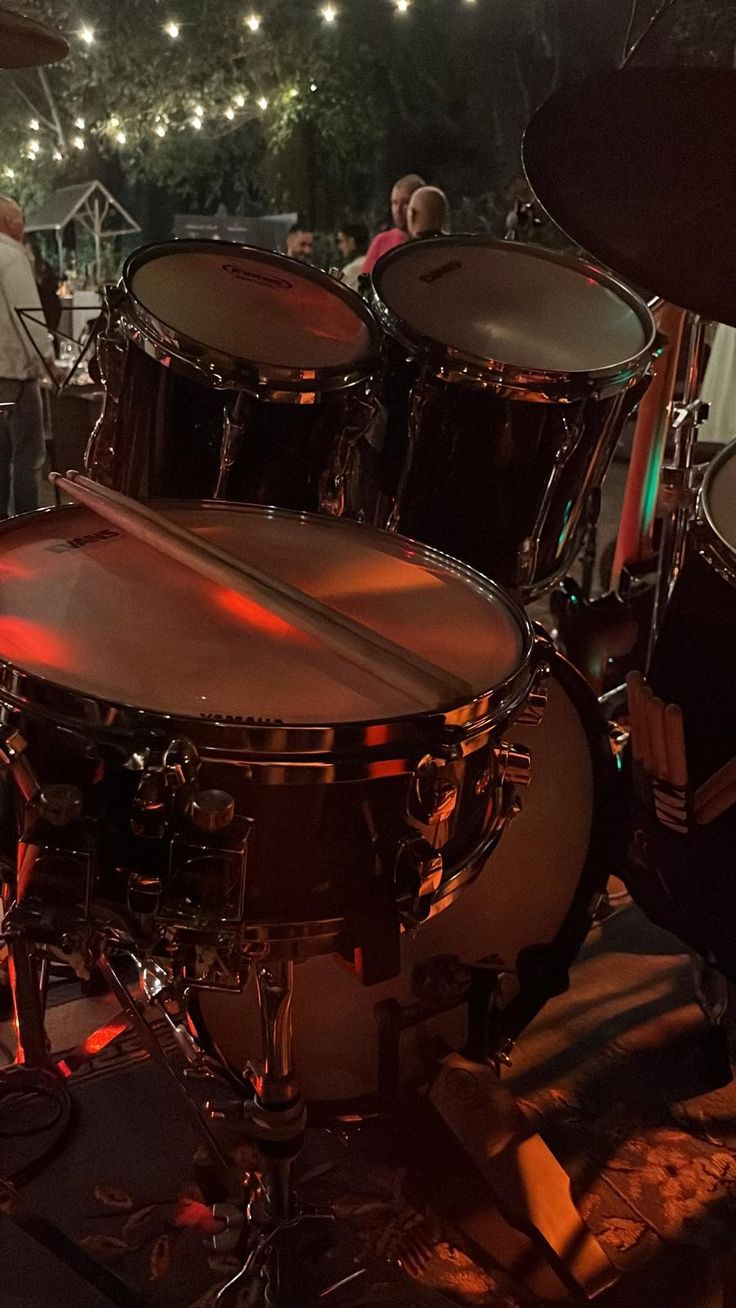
362,173 -> 425,276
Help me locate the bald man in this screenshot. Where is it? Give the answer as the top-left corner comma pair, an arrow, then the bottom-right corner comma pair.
0,195 -> 56,517
362,173 -> 425,276
407,186 -> 450,238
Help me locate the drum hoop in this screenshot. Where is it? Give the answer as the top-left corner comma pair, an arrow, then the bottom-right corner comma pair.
699,440 -> 736,576
120,240 -> 383,396
0,501 -> 538,772
370,235 -> 657,398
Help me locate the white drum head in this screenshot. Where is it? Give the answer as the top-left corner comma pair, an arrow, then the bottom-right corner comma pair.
703,439 -> 736,555
0,504 -> 527,725
127,245 -> 375,371
201,661 -> 603,1101
373,238 -> 652,374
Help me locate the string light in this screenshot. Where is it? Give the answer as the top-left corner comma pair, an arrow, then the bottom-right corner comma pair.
74,116 -> 86,130
155,123 -> 167,137
53,150 -> 62,161
3,167 -> 15,179
194,104 -> 205,117
164,20 -> 180,38
245,13 -> 261,31
257,95 -> 269,110
190,115 -> 203,128
224,106 -> 235,120
289,87 -> 298,98
28,139 -> 40,155
395,0 -> 411,11
116,130 -> 126,144
310,82 -> 318,91
233,93 -> 246,107
29,118 -> 39,131
79,24 -> 94,45
72,134 -> 85,150
320,4 -> 337,23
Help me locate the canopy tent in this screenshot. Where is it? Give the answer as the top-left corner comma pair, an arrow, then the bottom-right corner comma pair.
26,180 -> 140,284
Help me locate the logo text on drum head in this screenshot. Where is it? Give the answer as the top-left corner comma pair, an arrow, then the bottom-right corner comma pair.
46,528 -> 120,554
222,263 -> 293,290
419,259 -> 462,285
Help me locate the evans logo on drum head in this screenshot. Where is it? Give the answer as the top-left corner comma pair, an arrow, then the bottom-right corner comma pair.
221,263 -> 293,291
418,259 -> 462,285
46,528 -> 120,554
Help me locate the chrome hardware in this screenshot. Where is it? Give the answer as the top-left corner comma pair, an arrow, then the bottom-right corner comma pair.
608,721 -> 629,758
127,872 -> 163,915
163,737 -> 200,790
0,729 -> 40,804
493,742 -> 532,789
409,755 -> 459,826
131,770 -> 167,839
189,789 -> 236,833
514,684 -> 549,728
38,784 -> 83,828
393,836 -> 444,926
474,768 -> 492,797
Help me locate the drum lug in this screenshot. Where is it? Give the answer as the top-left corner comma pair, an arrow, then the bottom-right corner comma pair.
493,743 -> 532,789
513,684 -> 549,728
392,834 -> 444,928
409,755 -> 459,826
0,728 -> 41,804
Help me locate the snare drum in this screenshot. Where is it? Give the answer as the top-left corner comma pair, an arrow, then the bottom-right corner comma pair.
0,502 -> 544,972
371,237 -> 656,599
201,651 -> 621,1106
86,242 -> 383,518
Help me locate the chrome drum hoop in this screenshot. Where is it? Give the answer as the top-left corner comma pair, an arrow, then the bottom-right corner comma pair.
370,236 -> 657,402
697,439 -> 736,587
0,502 -> 541,782
119,241 -> 383,399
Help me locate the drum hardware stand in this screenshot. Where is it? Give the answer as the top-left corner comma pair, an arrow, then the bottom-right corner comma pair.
214,392 -> 248,500
205,960 -> 345,1307
646,313 -> 709,671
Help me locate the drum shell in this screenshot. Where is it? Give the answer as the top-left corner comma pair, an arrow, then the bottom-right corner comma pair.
86,336 -> 385,522
383,368 -> 634,597
199,652 -> 621,1105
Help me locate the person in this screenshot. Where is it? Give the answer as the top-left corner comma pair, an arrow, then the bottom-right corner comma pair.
335,220 -> 369,290
0,196 -> 56,518
406,185 -> 450,238
362,173 -> 425,276
285,221 -> 314,263
24,235 -> 61,335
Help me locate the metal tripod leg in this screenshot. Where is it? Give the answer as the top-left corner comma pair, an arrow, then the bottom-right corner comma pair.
97,952 -> 231,1171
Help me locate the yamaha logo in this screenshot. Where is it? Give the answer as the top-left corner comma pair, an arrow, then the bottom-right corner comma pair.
222,263 -> 293,290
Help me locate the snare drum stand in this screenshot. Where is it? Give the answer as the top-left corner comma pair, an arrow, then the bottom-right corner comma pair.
212,959 -> 338,1308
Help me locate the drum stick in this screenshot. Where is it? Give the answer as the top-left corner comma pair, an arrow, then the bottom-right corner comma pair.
50,471 -> 474,710
626,672 -> 652,772
648,696 -> 669,782
695,756 -> 736,825
663,703 -> 688,789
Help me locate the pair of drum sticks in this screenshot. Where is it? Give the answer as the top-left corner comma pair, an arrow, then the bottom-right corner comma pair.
627,671 -> 736,828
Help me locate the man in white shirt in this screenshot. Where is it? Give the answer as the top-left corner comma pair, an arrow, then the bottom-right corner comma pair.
0,195 -> 56,517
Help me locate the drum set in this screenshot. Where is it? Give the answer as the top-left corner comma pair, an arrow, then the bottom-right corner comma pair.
2,12 -> 736,1306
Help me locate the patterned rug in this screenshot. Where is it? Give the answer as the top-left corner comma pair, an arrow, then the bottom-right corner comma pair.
5,905 -> 736,1306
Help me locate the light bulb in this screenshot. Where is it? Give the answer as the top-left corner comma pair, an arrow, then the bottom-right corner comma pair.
194,104 -> 204,117
245,13 -> 261,31
310,82 -> 317,92
164,20 -> 180,38
3,167 -> 15,179
395,0 -> 410,11
116,130 -> 126,144
29,118 -> 39,131
53,150 -> 62,161
257,95 -> 268,110
320,4 -> 337,23
73,135 -> 85,150
233,93 -> 246,108
190,115 -> 203,129
155,123 -> 167,137
79,25 -> 94,45
74,116 -> 85,129
224,107 -> 235,120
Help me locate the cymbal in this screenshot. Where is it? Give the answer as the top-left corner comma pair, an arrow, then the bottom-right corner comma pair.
0,6 -> 69,68
523,67 -> 736,326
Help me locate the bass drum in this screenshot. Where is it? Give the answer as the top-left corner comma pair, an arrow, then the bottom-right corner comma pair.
200,652 -> 622,1107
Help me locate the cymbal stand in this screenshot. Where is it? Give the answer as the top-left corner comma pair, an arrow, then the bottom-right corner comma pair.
646,313 -> 708,670
212,959 -> 337,1307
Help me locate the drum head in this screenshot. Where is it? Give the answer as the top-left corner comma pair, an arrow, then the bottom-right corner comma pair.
702,439 -> 736,562
372,236 -> 654,378
200,653 -> 621,1102
125,242 -> 379,377
0,503 -> 529,729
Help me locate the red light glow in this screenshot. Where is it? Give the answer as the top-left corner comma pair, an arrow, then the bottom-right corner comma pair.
215,586 -> 303,640
0,617 -> 73,669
